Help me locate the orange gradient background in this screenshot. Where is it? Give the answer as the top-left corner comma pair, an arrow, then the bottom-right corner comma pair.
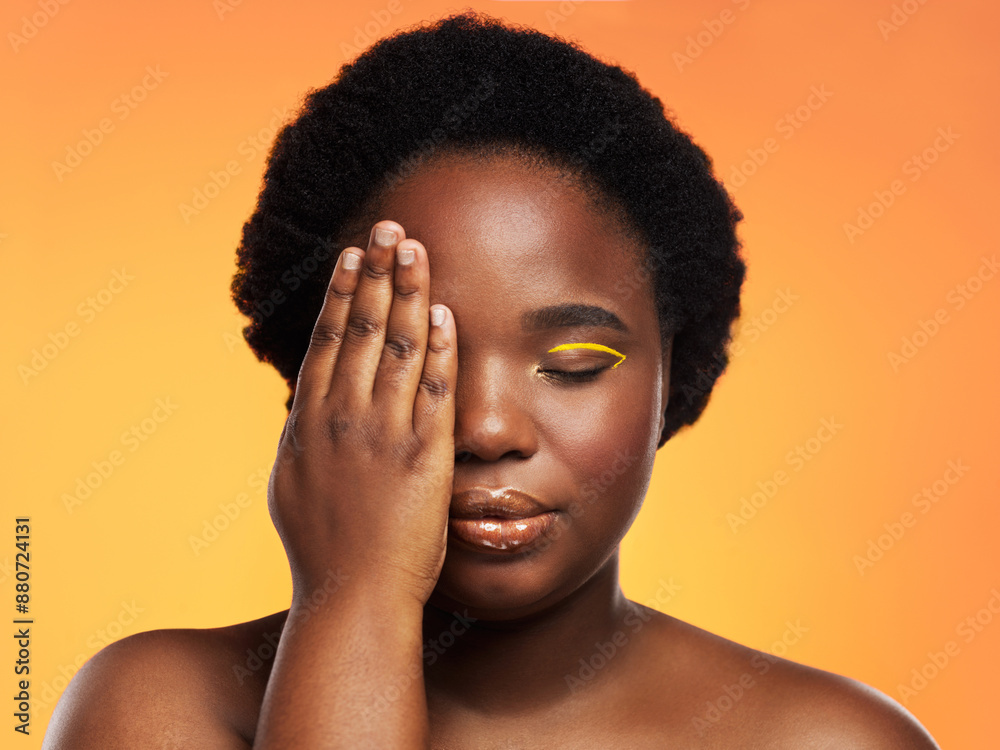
3,0 -> 998,746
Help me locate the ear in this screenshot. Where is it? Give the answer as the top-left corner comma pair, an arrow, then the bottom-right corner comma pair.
659,335 -> 673,439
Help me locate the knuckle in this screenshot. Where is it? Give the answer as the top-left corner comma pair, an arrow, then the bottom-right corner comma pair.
383,331 -> 422,361
389,433 -> 422,468
323,405 -> 385,452
355,418 -> 387,453
326,285 -> 355,304
323,410 -> 354,443
394,281 -> 421,300
419,373 -> 452,399
346,311 -> 383,341
361,261 -> 392,282
310,321 -> 345,349
426,334 -> 453,356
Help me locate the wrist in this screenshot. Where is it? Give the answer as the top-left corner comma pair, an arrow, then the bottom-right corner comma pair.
290,574 -> 426,626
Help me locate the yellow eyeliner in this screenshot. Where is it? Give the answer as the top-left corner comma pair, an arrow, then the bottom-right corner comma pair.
547,343 -> 627,368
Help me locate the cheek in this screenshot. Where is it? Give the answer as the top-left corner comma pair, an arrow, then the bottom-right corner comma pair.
542,372 -> 661,533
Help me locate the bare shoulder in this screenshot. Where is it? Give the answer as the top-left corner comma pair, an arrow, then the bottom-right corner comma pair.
766,662 -> 943,749
42,610 -> 289,750
635,606 -> 941,748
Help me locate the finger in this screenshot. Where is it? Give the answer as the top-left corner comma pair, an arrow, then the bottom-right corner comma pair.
328,221 -> 404,410
293,245 -> 365,408
372,238 -> 430,429
413,304 -> 457,446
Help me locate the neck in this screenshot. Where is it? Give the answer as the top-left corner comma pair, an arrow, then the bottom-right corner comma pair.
420,552 -> 638,717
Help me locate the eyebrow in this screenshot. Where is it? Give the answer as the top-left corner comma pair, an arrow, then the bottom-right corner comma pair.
520,303 -> 629,334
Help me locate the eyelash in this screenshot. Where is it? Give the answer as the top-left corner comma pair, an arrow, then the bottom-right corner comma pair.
540,366 -> 607,383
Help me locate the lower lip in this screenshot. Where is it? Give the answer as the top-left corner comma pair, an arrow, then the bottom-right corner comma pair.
448,512 -> 558,553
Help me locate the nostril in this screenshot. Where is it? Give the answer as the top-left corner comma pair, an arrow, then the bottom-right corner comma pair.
456,450 -> 473,463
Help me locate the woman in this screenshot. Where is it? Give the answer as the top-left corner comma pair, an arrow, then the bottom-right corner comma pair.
44,10 -> 941,748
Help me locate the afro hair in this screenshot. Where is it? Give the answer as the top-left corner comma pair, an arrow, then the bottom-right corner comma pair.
230,9 -> 746,448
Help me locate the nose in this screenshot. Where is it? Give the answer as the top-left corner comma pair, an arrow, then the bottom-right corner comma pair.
452,361 -> 537,463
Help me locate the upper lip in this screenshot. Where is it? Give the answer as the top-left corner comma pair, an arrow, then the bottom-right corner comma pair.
449,487 -> 551,520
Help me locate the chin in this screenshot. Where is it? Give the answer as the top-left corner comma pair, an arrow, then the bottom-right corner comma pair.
427,545 -> 574,620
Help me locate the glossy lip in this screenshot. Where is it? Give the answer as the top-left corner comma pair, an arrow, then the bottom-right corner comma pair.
448,487 -> 559,554
448,513 -> 558,553
449,487 -> 550,520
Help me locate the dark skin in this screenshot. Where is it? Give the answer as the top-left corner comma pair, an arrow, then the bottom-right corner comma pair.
43,153 -> 941,749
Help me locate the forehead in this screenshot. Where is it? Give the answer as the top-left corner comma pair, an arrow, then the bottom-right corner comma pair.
368,153 -> 656,336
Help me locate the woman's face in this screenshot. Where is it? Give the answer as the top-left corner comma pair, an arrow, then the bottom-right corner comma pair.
348,152 -> 672,620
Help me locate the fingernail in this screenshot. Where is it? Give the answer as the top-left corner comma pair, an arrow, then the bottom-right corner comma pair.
431,306 -> 446,327
397,246 -> 415,265
342,252 -> 361,270
374,228 -> 397,246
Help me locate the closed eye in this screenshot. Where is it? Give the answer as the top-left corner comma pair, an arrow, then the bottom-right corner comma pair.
539,366 -> 607,383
